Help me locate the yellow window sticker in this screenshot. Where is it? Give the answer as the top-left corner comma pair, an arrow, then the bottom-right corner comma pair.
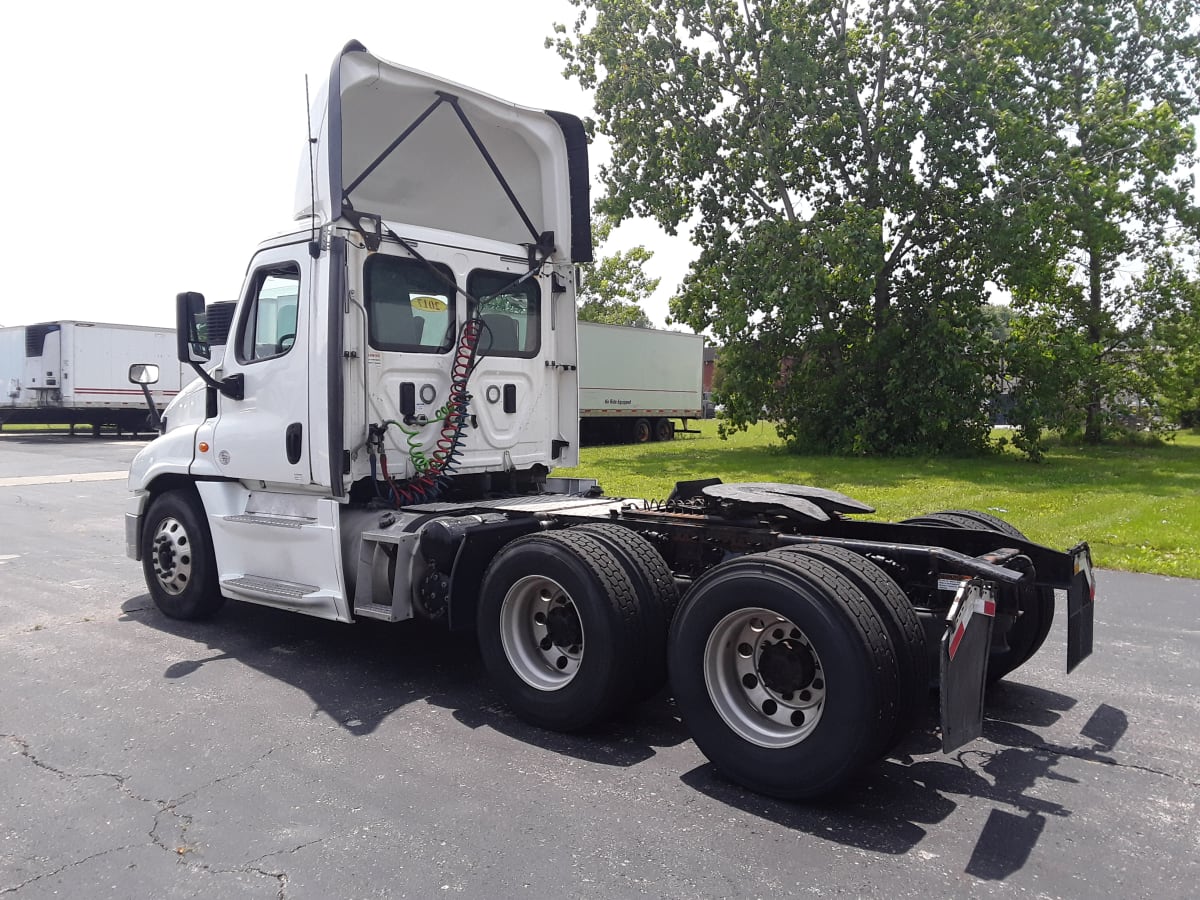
411,295 -> 447,312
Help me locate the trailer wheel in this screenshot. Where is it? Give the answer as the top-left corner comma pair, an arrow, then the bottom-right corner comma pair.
568,523 -> 678,698
668,552 -> 900,799
652,418 -> 674,442
631,418 -> 652,443
769,545 -> 927,756
902,509 -> 1054,682
141,489 -> 224,620
477,530 -> 650,731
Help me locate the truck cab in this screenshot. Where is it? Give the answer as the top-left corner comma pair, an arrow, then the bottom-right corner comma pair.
129,41 -> 592,621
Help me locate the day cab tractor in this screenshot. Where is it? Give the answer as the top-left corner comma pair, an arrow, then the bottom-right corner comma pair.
125,41 -> 1096,799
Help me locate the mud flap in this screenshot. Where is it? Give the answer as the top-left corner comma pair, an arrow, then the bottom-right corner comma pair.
1066,542 -> 1095,673
940,580 -> 997,753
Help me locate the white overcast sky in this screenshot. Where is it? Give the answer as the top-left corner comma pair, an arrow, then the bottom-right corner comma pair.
0,0 -> 692,330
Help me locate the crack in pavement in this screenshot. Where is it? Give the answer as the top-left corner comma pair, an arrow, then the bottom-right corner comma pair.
1,845 -> 142,895
1030,741 -> 1200,787
2,736 -> 317,898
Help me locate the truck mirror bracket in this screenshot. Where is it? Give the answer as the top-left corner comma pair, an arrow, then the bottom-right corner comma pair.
187,363 -> 244,402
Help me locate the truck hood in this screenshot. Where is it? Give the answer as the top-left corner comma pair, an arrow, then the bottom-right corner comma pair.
160,348 -> 225,432
296,40 -> 591,263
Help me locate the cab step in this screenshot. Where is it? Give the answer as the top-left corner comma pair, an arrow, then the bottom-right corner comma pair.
222,574 -> 319,604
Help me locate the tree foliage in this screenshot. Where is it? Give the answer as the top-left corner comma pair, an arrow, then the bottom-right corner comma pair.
576,213 -> 659,328
994,0 -> 1200,447
552,0 -> 1199,456
553,0 -> 1006,454
1144,259 -> 1200,429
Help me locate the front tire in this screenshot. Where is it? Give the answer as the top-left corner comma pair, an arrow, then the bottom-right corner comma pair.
141,489 -> 224,620
669,552 -> 900,799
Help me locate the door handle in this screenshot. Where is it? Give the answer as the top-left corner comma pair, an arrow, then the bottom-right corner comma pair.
285,422 -> 303,464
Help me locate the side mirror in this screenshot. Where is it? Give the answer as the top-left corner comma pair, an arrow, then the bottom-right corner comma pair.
128,363 -> 160,385
176,291 -> 211,363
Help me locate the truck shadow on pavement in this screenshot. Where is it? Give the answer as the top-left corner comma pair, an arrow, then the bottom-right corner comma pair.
120,595 -> 1127,877
682,680 -> 1129,876
119,594 -> 691,769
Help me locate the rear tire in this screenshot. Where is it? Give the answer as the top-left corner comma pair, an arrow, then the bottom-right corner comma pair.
902,509 -> 1054,681
652,418 -> 674,442
141,489 -> 224,620
770,544 -> 927,755
569,523 -> 677,698
668,552 -> 900,799
476,530 -> 652,731
631,418 -> 652,443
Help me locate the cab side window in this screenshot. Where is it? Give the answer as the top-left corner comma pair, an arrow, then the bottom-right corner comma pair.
467,269 -> 540,358
236,264 -> 301,363
366,256 -> 457,353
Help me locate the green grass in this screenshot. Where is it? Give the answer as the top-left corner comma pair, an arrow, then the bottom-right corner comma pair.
555,421 -> 1200,579
0,423 -> 71,432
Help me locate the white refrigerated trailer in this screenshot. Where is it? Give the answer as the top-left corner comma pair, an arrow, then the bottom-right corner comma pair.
0,321 -> 183,434
577,322 -> 703,443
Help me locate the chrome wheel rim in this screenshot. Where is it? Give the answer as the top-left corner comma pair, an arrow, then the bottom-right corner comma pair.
703,607 -> 826,748
150,516 -> 193,596
499,575 -> 585,691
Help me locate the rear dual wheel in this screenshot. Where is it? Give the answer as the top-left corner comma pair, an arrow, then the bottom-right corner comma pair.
902,509 -> 1054,681
476,529 -> 670,731
668,551 -> 904,799
769,544 -> 928,755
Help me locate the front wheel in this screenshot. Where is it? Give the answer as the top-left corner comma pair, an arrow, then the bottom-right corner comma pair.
140,489 -> 224,620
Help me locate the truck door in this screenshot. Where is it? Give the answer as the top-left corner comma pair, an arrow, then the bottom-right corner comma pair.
467,266 -> 555,469
209,243 -> 312,487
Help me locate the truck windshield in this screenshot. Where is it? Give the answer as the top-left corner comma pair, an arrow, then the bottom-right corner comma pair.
365,256 -> 456,354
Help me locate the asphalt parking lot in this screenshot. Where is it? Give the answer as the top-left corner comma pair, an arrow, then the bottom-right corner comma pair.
1,434 -> 1197,899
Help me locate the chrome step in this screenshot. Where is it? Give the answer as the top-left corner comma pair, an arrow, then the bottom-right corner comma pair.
223,513 -> 316,529
354,602 -> 401,622
222,575 -> 318,602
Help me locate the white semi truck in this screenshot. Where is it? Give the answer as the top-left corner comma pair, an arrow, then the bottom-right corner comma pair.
577,322 -> 703,444
125,41 -> 1096,799
0,320 -> 183,434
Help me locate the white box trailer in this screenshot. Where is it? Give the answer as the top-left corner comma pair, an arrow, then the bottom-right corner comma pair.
0,321 -> 185,434
577,322 -> 703,443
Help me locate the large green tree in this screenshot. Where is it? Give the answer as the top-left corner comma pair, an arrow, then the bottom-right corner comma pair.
995,0 -> 1199,446
576,213 -> 659,328
552,0 -> 1011,454
1143,257 -> 1200,428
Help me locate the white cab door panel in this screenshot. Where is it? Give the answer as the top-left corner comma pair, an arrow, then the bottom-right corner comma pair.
210,243 -> 313,487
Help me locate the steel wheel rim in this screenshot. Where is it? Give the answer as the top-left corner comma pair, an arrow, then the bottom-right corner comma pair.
150,516 -> 193,596
499,575 -> 585,691
703,607 -> 826,748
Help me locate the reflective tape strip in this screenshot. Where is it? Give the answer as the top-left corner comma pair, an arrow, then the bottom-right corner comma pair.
947,584 -> 996,661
